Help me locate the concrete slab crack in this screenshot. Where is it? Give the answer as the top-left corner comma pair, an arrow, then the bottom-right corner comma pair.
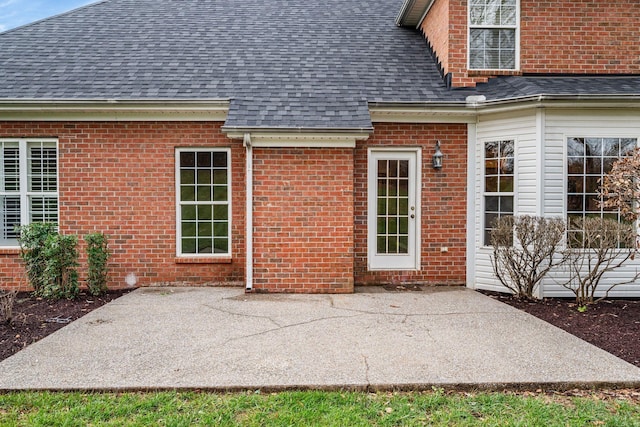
222,314 -> 364,344
362,355 -> 370,387
203,304 -> 283,327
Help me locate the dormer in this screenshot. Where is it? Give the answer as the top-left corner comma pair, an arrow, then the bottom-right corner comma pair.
398,0 -> 640,88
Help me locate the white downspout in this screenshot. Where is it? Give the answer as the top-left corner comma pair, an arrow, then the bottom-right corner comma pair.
244,133 -> 253,291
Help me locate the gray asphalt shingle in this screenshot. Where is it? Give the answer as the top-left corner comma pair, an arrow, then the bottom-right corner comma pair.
0,0 -> 639,128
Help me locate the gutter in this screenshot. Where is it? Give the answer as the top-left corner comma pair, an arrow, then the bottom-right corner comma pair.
369,94 -> 640,120
0,98 -> 231,121
244,133 -> 254,292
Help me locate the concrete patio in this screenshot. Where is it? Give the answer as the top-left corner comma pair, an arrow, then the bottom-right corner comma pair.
0,286 -> 638,391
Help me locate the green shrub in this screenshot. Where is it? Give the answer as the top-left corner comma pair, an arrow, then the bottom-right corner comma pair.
85,233 -> 110,296
18,223 -> 79,300
18,222 -> 57,296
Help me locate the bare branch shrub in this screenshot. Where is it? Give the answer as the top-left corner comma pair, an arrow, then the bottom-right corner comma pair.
490,215 -> 567,299
561,217 -> 639,306
0,290 -> 17,324
599,147 -> 640,224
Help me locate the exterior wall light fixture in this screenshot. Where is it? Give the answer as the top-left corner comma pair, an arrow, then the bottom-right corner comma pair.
433,140 -> 443,169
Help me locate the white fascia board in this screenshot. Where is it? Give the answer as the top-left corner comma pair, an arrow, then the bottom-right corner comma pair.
224,129 -> 371,148
471,95 -> 640,115
395,0 -> 434,28
0,99 -> 230,121
440,95 -> 640,120
369,103 -> 476,123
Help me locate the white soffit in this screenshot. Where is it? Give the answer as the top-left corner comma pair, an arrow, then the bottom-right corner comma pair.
224,130 -> 370,148
396,0 -> 433,28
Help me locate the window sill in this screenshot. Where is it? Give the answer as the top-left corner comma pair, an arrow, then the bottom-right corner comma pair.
175,256 -> 232,264
468,69 -> 522,77
0,247 -> 20,255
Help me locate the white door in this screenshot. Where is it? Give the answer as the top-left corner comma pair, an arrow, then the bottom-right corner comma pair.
368,149 -> 421,270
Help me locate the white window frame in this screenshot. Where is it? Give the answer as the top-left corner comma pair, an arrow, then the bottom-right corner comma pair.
468,0 -> 520,71
565,135 -> 639,245
482,139 -> 516,247
0,138 -> 59,248
175,147 -> 232,258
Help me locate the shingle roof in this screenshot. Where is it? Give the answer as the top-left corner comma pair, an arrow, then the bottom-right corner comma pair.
1,0 -> 639,129
478,75 -> 640,100
0,0 -> 457,128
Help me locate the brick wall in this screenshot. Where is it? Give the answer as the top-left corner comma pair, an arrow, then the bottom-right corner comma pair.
354,123 -> 467,286
421,0 -> 491,88
0,121 -> 245,291
422,0 -> 450,76
252,148 -> 354,293
520,1 -> 640,74
420,0 -> 639,88
1,121 -> 467,293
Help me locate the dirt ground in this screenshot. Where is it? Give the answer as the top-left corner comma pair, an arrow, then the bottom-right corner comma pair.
1,289 -> 640,371
485,292 -> 640,368
0,290 -> 129,362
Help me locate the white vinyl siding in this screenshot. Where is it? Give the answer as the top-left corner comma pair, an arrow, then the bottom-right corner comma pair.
471,111 -> 537,292
0,139 -> 59,247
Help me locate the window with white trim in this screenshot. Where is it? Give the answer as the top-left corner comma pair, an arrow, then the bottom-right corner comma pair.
566,137 -> 637,245
176,148 -> 230,256
484,140 -> 514,245
0,139 -> 59,246
469,0 -> 518,70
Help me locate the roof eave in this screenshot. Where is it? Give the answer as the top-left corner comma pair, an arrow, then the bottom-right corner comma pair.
471,94 -> 640,112
395,0 -> 434,28
0,99 -> 230,121
223,127 -> 372,148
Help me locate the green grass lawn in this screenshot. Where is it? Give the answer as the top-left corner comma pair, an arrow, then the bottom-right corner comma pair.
1,390 -> 639,426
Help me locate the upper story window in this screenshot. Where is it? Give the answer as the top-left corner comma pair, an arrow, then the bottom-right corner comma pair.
469,0 -> 518,70
0,139 -> 59,246
176,148 -> 231,256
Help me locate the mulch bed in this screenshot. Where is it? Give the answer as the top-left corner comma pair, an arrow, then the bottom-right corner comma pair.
0,290 -> 130,362
484,292 -> 640,368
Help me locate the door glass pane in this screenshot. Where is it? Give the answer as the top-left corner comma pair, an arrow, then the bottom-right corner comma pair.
376,159 -> 410,255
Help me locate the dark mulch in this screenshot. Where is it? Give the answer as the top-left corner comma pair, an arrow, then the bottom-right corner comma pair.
0,290 -> 130,362
484,292 -> 640,368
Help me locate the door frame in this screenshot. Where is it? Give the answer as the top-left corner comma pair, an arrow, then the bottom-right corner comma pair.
367,147 -> 421,271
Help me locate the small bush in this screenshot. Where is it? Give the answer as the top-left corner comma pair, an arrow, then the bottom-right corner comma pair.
562,217 -> 639,306
85,233 -> 110,296
18,222 -> 58,296
0,290 -> 17,324
490,215 -> 567,299
18,223 -> 79,300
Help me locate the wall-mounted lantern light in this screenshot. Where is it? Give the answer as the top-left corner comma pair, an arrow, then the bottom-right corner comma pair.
433,140 -> 443,169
